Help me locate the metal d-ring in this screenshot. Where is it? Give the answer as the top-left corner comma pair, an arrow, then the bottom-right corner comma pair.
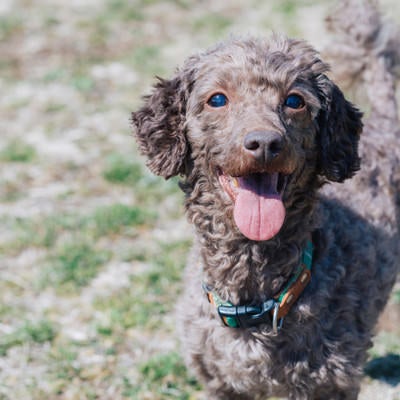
272,302 -> 284,333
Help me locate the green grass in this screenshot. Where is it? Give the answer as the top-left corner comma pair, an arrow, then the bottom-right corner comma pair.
106,0 -> 145,21
43,240 -> 110,290
47,345 -> 82,396
93,239 -> 191,331
128,45 -> 165,75
0,15 -> 22,41
102,152 -> 183,205
42,68 -> 68,83
91,203 -> 155,237
0,139 -> 36,162
50,346 -> 80,379
45,102 -> 67,113
93,268 -> 175,331
370,331 -> 400,358
103,153 -> 143,185
71,74 -> 96,93
123,351 -> 201,399
0,202 -> 156,256
394,290 -> 400,303
0,179 -> 24,202
152,240 -> 192,283
0,319 -> 57,356
94,285 -> 161,330
273,0 -> 299,16
193,13 -> 232,38
0,214 -> 82,253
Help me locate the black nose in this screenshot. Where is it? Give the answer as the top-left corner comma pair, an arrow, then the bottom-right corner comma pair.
243,130 -> 284,163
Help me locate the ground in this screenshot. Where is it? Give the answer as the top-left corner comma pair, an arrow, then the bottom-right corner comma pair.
0,0 -> 399,399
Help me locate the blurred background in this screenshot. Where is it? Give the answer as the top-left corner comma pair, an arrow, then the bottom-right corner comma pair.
0,1 -> 399,399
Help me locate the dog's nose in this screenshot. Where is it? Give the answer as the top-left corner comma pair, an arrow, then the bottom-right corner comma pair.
244,130 -> 284,163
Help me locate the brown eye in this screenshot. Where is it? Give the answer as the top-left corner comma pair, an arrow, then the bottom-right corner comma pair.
284,94 -> 305,109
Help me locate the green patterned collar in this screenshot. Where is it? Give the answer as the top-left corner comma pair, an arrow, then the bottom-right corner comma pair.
204,240 -> 314,333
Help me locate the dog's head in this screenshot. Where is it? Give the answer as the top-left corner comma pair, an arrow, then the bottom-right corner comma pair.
132,36 -> 362,241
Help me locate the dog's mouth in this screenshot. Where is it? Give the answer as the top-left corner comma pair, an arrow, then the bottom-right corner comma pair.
218,169 -> 289,241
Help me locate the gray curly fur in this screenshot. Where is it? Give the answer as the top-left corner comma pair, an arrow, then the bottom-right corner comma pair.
132,1 -> 400,398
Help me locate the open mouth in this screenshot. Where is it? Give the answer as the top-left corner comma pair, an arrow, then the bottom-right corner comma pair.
218,169 -> 289,241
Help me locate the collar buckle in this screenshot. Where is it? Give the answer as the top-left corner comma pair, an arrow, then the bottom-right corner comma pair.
217,299 -> 276,328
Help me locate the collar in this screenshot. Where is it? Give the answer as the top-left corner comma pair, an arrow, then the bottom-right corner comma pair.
204,240 -> 313,333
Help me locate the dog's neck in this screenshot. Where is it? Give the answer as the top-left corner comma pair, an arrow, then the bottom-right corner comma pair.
181,173 -> 319,305
198,223 -> 315,306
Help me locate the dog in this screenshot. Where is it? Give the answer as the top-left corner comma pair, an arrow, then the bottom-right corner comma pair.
132,1 -> 400,398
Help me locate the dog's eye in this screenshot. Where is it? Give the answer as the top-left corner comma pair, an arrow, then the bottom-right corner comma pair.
207,93 -> 228,108
284,94 -> 305,109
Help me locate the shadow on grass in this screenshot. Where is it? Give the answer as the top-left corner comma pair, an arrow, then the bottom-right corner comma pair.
364,353 -> 400,386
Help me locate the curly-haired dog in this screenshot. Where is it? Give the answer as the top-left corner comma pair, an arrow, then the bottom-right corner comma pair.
132,1 -> 399,399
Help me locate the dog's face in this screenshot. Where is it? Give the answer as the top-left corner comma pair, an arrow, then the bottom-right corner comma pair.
132,36 -> 362,241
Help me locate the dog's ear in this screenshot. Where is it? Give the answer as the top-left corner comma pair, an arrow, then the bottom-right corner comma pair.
132,76 -> 188,179
316,77 -> 363,182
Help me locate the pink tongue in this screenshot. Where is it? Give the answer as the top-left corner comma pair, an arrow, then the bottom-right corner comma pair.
233,174 -> 285,241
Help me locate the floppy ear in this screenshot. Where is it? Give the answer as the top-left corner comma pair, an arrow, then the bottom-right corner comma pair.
132,76 -> 188,179
316,77 -> 363,182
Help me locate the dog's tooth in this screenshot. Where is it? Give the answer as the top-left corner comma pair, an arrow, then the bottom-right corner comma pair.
232,178 -> 239,187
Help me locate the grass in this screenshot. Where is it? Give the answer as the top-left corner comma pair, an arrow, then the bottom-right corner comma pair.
273,0 -> 299,16
43,240 -> 110,290
0,15 -> 22,41
128,45 -> 165,75
102,152 -> 183,206
93,238 -> 191,330
0,214 -> 81,253
71,74 -> 96,93
42,68 -> 68,83
94,284 -> 159,330
395,290 -> 400,304
103,153 -> 143,185
0,202 -> 156,256
193,13 -> 232,38
105,0 -> 145,22
131,351 -> 202,399
49,346 -> 80,380
0,139 -> 36,162
91,203 -> 155,236
0,320 -> 57,356
0,179 -> 25,202
370,332 -> 400,358
42,238 -> 110,291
